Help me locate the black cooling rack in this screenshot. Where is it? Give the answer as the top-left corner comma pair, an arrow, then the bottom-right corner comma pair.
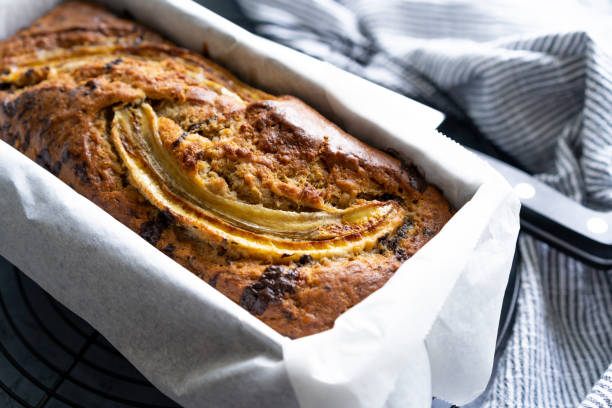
0,255 -> 179,408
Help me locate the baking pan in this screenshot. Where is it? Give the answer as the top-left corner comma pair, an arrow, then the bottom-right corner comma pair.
0,1 -> 521,407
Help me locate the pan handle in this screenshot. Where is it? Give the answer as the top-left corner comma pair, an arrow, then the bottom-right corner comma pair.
474,150 -> 612,269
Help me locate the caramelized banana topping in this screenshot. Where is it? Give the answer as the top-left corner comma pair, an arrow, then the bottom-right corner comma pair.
111,103 -> 405,261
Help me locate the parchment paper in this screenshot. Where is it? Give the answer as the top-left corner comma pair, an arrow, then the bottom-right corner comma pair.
0,1 -> 521,407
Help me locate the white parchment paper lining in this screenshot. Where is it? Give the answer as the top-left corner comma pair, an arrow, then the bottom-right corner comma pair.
0,1 -> 521,407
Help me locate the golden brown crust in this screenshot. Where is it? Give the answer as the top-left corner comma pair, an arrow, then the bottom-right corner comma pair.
0,1 -> 454,338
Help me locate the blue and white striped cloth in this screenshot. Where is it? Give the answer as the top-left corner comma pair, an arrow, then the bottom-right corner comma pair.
235,0 -> 612,406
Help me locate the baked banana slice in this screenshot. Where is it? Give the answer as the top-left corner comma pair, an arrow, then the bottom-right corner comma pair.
111,103 -> 405,261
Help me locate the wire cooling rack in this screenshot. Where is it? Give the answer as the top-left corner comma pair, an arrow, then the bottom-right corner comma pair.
0,256 -> 179,408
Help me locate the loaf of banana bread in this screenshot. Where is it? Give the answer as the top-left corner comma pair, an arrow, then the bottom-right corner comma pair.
0,1 -> 453,338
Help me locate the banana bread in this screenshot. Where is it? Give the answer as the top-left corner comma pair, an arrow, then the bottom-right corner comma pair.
0,2 -> 453,338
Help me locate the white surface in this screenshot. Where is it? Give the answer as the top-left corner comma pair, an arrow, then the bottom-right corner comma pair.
0,1 -> 520,407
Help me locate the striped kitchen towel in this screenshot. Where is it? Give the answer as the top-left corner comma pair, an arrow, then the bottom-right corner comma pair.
235,0 -> 612,406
